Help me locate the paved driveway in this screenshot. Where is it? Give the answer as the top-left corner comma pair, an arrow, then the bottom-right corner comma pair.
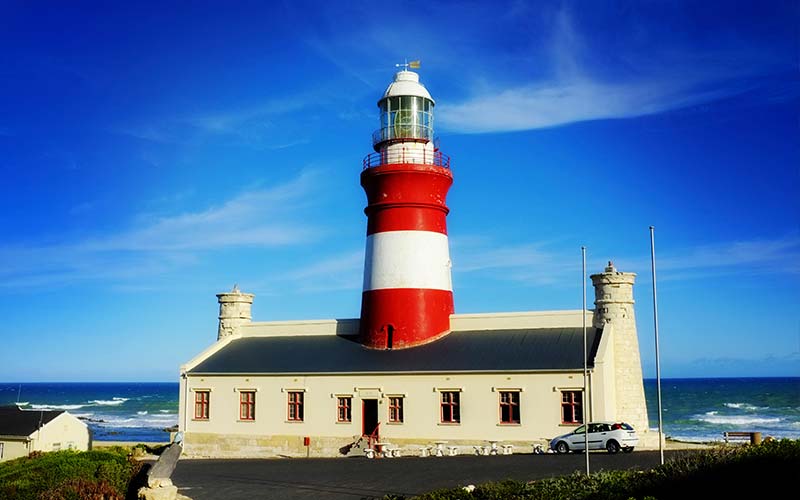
172,450 -> 690,499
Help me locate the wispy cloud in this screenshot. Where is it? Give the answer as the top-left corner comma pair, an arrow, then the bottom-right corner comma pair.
649,235 -> 800,280
0,171 -> 325,289
438,78 -> 751,134
181,96 -> 310,135
269,249 -> 365,293
120,94 -> 315,150
438,8 -> 774,134
84,173 -> 319,253
452,239 -> 573,285
452,234 -> 800,286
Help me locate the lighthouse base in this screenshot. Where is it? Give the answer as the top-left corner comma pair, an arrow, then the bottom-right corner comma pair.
359,288 -> 453,350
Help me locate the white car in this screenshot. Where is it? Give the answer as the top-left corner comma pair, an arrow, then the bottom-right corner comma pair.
549,422 -> 638,454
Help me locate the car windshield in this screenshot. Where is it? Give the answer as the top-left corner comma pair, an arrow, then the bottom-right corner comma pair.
573,425 -> 586,434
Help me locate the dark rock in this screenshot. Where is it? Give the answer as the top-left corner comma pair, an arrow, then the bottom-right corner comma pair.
148,443 -> 182,481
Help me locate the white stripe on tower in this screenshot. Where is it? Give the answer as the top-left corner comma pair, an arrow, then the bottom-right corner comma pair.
363,231 -> 452,291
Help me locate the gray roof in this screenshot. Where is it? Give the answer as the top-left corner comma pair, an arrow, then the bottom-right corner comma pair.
0,406 -> 62,437
188,327 -> 602,375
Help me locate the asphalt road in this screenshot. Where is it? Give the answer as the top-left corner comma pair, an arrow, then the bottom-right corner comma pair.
172,450 -> 696,500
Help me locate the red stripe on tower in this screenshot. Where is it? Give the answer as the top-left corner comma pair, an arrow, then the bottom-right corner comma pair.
359,69 -> 454,350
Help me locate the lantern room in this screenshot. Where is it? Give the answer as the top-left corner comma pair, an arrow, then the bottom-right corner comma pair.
373,70 -> 435,149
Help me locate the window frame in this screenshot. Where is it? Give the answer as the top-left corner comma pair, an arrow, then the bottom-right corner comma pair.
194,390 -> 210,420
388,396 -> 404,423
287,391 -> 304,422
440,391 -> 461,424
561,390 -> 583,424
239,390 -> 256,421
336,396 -> 352,423
499,390 -> 521,424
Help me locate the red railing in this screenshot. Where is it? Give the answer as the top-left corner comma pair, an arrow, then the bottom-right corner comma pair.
363,150 -> 451,170
366,422 -> 381,450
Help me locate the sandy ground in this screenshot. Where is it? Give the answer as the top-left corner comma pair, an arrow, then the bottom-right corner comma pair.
665,439 -> 714,450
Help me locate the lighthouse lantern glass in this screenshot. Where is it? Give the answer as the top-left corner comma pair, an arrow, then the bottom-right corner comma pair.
378,96 -> 434,143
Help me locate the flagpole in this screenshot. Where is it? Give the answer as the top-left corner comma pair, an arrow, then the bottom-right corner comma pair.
650,226 -> 665,465
582,245 -> 589,476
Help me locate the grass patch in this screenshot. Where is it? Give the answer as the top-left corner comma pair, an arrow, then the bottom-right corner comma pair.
0,447 -> 145,500
385,439 -> 799,499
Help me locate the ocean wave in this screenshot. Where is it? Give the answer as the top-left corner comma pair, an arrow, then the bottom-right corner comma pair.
724,402 -> 766,411
89,397 -> 129,406
92,414 -> 178,429
29,404 -> 85,410
695,414 -> 782,426
137,411 -> 148,415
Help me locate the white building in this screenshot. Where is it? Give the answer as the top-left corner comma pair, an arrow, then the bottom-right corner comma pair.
0,406 -> 90,462
178,69 -> 654,458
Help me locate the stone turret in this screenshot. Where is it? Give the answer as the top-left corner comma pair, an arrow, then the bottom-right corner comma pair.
216,285 -> 254,340
591,262 -> 649,435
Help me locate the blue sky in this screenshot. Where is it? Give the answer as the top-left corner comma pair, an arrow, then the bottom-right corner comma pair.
1,0 -> 797,381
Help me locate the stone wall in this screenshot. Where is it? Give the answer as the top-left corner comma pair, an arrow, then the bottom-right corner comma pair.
182,432 -> 540,459
216,286 -> 254,340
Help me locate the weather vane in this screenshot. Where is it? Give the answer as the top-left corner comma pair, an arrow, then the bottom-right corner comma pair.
395,59 -> 421,70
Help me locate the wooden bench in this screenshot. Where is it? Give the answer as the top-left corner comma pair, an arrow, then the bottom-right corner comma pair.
723,431 -> 762,445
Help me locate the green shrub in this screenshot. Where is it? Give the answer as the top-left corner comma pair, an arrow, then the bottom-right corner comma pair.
394,439 -> 800,500
0,448 -> 143,500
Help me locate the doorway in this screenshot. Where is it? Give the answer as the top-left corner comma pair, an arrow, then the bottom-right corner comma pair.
362,399 -> 379,438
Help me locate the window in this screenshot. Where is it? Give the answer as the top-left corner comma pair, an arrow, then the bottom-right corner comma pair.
440,391 -> 460,423
239,391 -> 255,421
287,391 -> 304,421
337,397 -> 351,423
561,390 -> 583,424
388,396 -> 404,423
499,391 -> 520,424
194,390 -> 210,420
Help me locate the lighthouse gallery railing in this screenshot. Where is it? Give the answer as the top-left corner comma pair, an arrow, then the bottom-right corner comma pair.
363,150 -> 451,170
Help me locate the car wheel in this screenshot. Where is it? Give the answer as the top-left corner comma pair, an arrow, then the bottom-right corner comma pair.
623,447 -> 634,454
555,441 -> 569,454
606,440 -> 620,454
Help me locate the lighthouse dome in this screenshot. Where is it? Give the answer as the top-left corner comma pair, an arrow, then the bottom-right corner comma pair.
381,70 -> 434,104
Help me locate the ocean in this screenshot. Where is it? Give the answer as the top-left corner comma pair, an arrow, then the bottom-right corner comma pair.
1,378 -> 798,443
643,377 -> 800,442
0,382 -> 178,443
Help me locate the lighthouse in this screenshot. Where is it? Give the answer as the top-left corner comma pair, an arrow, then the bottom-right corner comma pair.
359,69 -> 454,350
180,66 -> 656,459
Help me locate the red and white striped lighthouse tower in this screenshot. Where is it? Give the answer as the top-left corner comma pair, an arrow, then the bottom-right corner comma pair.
359,68 -> 454,350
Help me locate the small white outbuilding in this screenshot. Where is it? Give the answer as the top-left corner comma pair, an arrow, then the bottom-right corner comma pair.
0,406 -> 90,462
